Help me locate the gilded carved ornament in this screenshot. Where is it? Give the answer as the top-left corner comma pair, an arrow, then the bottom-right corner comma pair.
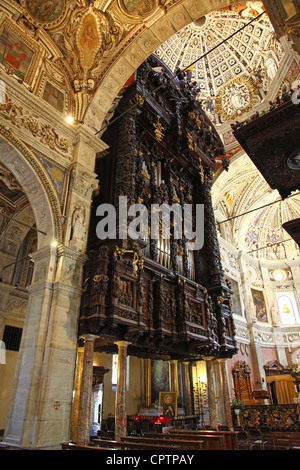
153,115 -> 164,142
113,246 -> 144,275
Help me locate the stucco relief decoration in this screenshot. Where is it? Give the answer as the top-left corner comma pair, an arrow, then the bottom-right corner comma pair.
0,96 -> 72,158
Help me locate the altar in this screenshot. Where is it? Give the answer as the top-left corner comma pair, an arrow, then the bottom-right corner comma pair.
127,410 -> 199,434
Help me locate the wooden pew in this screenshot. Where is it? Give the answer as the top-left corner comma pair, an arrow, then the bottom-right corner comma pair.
61,442 -> 116,450
143,431 -> 224,450
0,444 -> 10,450
169,429 -> 238,450
270,431 -> 300,450
0,442 -> 38,450
121,436 -> 204,451
93,438 -> 181,451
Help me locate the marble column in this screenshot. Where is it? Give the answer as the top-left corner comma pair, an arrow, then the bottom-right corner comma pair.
177,363 -> 183,403
144,358 -> 151,407
77,335 -> 97,445
183,362 -> 193,415
205,358 -> 218,429
169,360 -> 178,394
218,359 -> 233,430
115,341 -> 130,441
214,360 -> 225,425
70,347 -> 84,442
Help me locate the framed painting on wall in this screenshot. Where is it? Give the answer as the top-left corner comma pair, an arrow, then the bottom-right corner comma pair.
42,81 -> 65,113
151,360 -> 170,404
159,391 -> 177,418
251,288 -> 268,322
35,69 -> 70,115
0,26 -> 34,81
224,276 -> 243,317
0,19 -> 42,86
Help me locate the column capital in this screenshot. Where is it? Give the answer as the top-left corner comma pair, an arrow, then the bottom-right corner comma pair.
114,340 -> 131,348
80,334 -> 99,343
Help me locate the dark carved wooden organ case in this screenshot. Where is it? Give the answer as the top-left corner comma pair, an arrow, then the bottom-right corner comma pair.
79,56 -> 237,361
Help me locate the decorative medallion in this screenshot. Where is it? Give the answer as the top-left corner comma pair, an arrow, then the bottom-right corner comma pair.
64,6 -> 122,81
215,75 -> 259,121
287,149 -> 300,170
117,0 -> 162,20
77,12 -> 101,73
20,0 -> 68,29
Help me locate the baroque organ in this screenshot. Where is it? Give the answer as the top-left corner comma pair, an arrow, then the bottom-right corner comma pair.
78,55 -> 237,361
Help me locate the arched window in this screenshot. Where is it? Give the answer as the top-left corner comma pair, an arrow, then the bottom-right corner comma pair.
277,293 -> 299,325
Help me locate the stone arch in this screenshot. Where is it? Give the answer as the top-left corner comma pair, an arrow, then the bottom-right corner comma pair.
85,0 -> 234,131
0,126 -> 63,249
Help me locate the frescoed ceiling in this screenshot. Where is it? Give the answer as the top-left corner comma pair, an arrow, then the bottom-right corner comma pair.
0,1 -> 297,134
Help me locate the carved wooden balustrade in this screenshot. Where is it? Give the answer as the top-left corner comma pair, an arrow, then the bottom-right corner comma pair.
233,404 -> 300,431
79,55 -> 237,361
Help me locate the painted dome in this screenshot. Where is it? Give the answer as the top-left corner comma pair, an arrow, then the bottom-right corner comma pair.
155,7 -> 286,124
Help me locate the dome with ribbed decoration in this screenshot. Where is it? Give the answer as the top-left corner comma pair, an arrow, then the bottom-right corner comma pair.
155,7 -> 288,125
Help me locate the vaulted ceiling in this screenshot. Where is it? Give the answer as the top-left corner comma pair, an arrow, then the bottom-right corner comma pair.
0,161 -> 35,283
212,155 -> 300,260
